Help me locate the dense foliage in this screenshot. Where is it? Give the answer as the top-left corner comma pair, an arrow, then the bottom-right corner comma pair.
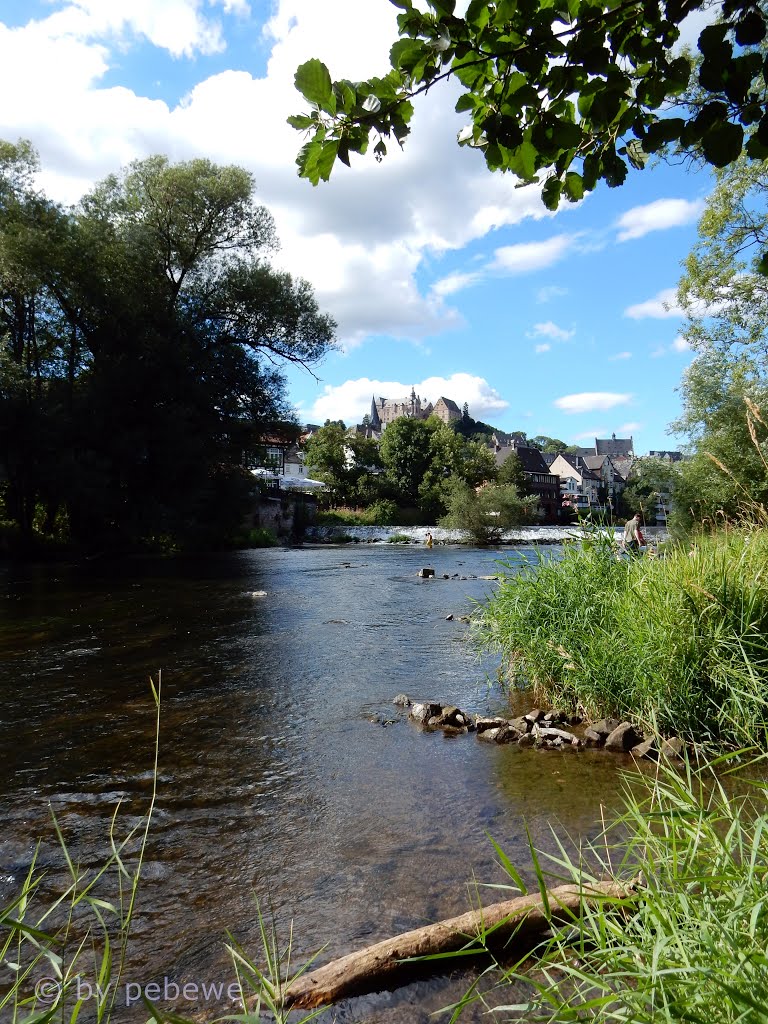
672,155 -> 768,525
291,0 -> 768,217
305,413 -> 505,522
0,141 -> 335,553
439,479 -> 536,543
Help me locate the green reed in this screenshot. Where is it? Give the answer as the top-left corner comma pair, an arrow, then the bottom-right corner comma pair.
446,751 -> 768,1023
477,525 -> 768,747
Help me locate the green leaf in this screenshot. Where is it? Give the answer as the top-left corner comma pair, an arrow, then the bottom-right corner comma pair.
455,92 -> 477,113
756,251 -> 768,276
564,171 -> 584,201
390,38 -> 426,71
626,138 -> 648,170
745,133 -> 768,159
466,0 -> 490,29
735,9 -> 766,46
542,175 -> 562,211
295,59 -> 334,111
697,22 -> 728,56
389,0 -> 413,8
286,114 -> 315,131
315,139 -> 340,182
493,0 -> 519,24
508,138 -> 537,180
701,121 -> 744,168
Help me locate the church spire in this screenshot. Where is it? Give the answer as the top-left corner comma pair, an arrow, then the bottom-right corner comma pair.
369,396 -> 381,430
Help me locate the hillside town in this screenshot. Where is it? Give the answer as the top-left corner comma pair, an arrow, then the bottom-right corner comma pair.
255,387 -> 683,525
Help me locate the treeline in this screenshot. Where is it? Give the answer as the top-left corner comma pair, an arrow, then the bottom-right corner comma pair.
305,415 -> 542,538
0,141 -> 335,554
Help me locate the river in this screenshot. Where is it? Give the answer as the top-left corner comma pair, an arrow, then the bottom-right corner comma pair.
0,542 -> 632,1022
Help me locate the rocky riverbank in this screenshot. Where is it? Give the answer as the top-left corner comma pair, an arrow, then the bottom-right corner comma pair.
393,695 -> 687,760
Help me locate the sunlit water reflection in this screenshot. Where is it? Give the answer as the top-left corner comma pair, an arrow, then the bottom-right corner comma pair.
0,544 -> 633,1021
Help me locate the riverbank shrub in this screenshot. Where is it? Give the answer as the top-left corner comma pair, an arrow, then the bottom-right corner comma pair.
478,525 -> 768,747
244,527 -> 280,547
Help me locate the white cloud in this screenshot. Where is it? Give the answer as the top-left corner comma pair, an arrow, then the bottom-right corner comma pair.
650,334 -> 694,358
618,421 -> 643,433
307,373 -> 509,425
534,343 -> 551,353
491,234 -> 574,274
615,198 -> 704,242
431,271 -> 482,297
526,320 -> 574,342
0,0 -> 575,352
609,351 -> 632,361
624,288 -> 681,319
536,284 -> 568,303
554,392 -> 633,414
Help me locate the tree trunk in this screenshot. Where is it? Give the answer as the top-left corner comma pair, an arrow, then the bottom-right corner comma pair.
279,879 -> 629,1011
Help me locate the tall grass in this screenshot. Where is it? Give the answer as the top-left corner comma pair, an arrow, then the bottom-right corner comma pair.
478,525 -> 768,746
451,752 -> 768,1023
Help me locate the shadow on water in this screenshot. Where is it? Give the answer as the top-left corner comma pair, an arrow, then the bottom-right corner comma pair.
0,544 -> 634,1021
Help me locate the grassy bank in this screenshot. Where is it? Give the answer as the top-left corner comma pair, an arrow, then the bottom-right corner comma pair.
478,526 -> 768,747
458,752 -> 768,1022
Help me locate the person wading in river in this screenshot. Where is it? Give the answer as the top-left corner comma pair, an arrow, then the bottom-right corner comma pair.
623,513 -> 645,556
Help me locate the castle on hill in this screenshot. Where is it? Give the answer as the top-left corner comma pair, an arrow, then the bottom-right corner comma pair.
368,388 -> 461,430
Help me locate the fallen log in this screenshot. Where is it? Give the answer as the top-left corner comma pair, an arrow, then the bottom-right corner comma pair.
279,879 -> 630,1010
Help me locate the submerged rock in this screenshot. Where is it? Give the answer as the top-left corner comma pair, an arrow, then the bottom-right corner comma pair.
392,693 -> 412,707
417,567 -> 435,578
409,701 -> 443,723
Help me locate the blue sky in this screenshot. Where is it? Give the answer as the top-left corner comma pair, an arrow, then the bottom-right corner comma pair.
0,0 -> 712,452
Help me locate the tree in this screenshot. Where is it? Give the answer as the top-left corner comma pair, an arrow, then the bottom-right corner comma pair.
497,451 -> 526,492
379,416 -> 439,506
673,155 -> 768,524
304,423 -> 383,504
621,457 -> 681,518
0,143 -> 336,552
290,0 -> 768,215
528,434 -> 570,453
439,480 -> 535,544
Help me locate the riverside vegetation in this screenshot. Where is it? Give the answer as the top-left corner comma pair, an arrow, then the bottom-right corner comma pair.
479,523 -> 768,750
5,522 -> 768,1023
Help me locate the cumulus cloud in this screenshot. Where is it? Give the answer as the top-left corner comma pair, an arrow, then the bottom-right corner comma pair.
534,343 -> 551,354
554,392 -> 633,414
624,288 -> 682,319
609,351 -> 633,361
672,334 -> 692,352
307,373 -> 509,425
615,198 -> 704,242
490,234 -> 574,274
0,0 -> 576,352
526,320 -> 574,342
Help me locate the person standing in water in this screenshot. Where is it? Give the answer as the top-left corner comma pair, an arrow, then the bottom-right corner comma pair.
425,532 -> 433,548
623,513 -> 645,556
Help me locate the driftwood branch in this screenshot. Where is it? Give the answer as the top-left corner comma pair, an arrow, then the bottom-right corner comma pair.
280,879 -> 630,1010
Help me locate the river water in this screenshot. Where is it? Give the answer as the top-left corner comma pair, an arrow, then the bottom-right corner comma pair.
0,542 -> 632,1022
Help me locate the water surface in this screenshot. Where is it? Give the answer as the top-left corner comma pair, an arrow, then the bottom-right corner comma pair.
0,544 -> 631,1021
